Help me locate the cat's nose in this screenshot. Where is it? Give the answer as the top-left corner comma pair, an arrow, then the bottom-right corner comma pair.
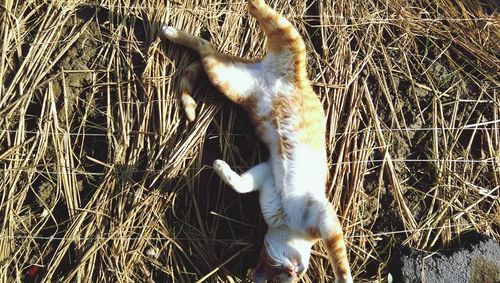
287,265 -> 300,277
296,263 -> 305,275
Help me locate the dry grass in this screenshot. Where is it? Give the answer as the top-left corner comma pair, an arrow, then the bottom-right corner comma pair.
0,0 -> 499,282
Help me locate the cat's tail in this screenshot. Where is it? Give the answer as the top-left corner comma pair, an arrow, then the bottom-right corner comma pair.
162,26 -> 215,121
178,61 -> 202,121
319,203 -> 353,283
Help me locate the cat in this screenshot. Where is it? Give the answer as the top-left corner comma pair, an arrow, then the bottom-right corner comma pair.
162,0 -> 352,282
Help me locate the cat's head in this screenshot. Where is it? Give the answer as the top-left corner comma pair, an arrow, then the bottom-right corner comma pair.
253,228 -> 313,283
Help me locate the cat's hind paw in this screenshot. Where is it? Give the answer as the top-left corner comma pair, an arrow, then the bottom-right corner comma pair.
162,26 -> 179,39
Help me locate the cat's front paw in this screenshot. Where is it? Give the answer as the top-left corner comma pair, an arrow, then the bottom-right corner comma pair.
213,159 -> 229,175
213,159 -> 233,183
162,26 -> 179,39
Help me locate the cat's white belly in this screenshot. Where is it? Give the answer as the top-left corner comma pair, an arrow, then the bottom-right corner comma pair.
270,143 -> 327,190
258,141 -> 328,229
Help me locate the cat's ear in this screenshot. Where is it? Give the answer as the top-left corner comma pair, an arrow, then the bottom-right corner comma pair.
252,263 -> 268,283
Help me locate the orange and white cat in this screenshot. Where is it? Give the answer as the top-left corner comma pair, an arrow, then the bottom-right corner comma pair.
163,0 -> 352,282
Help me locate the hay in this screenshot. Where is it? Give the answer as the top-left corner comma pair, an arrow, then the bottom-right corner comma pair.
0,0 -> 498,282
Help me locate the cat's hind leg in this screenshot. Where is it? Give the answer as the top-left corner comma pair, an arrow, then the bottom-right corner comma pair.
162,26 -> 214,57
248,0 -> 305,51
162,26 -> 260,108
247,0 -> 307,82
213,160 -> 270,193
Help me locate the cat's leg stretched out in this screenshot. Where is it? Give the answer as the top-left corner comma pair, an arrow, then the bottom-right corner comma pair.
162,26 -> 260,121
213,160 -> 271,194
213,160 -> 283,227
247,0 -> 308,84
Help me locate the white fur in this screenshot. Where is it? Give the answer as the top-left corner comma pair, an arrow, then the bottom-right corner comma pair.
213,160 -> 270,193
264,228 -> 313,274
210,61 -> 261,97
162,26 -> 178,37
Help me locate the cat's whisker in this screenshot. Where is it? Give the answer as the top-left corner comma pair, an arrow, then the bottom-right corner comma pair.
265,242 -> 283,266
278,241 -> 288,264
265,243 -> 279,266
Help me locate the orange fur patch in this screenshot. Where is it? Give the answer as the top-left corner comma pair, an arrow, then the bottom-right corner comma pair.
266,90 -> 326,156
296,91 -> 326,149
268,207 -> 285,226
267,95 -> 293,156
201,54 -> 257,107
306,226 -> 320,239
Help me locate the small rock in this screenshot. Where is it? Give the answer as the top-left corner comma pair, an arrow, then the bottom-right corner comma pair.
391,232 -> 500,283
